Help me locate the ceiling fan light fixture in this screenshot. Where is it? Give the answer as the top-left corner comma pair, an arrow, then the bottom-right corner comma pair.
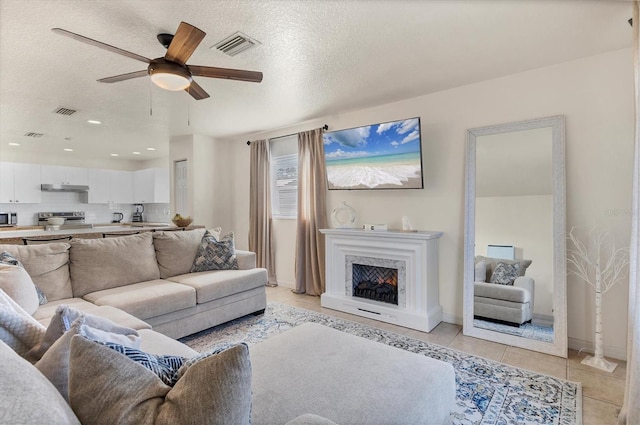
149,61 -> 192,91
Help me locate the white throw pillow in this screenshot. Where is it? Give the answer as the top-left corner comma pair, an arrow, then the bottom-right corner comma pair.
0,264 -> 39,315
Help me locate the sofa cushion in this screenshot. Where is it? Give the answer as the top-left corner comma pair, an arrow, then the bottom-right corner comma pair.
0,243 -> 72,301
191,231 -> 239,272
83,279 -> 196,320
138,328 -> 198,358
474,281 -> 531,303
474,258 -> 487,282
69,233 -> 160,297
167,268 -> 267,304
0,339 -> 81,425
68,336 -> 252,425
0,263 -> 40,315
153,228 -> 214,278
33,300 -> 152,331
0,289 -> 46,358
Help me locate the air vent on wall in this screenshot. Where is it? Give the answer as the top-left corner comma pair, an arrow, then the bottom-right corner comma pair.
52,107 -> 78,116
211,31 -> 260,57
24,132 -> 44,138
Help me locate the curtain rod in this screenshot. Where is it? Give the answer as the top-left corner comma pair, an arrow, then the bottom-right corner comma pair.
247,124 -> 329,145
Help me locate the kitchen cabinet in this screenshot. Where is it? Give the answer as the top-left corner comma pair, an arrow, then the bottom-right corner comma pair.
88,169 -> 134,204
0,162 -> 41,203
133,168 -> 169,203
41,165 -> 88,185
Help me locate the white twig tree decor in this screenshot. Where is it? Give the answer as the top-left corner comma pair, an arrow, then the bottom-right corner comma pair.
567,226 -> 629,372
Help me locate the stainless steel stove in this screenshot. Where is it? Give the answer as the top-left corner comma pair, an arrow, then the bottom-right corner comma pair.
38,211 -> 93,231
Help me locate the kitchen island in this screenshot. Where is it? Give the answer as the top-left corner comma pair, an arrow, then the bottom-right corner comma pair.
0,223 -> 204,245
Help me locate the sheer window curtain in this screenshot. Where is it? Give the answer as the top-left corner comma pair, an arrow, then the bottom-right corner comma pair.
619,3 -> 640,424
249,139 -> 277,287
294,128 -> 328,296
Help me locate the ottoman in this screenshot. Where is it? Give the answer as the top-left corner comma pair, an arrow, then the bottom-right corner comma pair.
250,323 -> 455,425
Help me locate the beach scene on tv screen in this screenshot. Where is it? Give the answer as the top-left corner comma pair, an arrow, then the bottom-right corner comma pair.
323,117 -> 423,190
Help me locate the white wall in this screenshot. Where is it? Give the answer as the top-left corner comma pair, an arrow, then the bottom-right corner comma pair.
219,48 -> 633,359
475,195 -> 554,317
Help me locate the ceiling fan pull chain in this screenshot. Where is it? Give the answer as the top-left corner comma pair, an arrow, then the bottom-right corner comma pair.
187,88 -> 191,126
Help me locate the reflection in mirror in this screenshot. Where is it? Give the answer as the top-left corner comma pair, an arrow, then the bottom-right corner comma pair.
463,116 -> 567,357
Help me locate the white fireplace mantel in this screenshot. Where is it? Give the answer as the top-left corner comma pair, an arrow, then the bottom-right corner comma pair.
320,228 -> 443,332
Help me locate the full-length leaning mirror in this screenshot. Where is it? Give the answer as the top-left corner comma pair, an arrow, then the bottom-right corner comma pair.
463,115 -> 567,357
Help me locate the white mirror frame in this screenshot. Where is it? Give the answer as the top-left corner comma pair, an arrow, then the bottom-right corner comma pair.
463,115 -> 567,357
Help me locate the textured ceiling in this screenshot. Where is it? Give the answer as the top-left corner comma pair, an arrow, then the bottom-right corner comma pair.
0,0 -> 633,164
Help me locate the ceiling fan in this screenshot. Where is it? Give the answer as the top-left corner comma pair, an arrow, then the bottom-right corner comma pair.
52,21 -> 263,100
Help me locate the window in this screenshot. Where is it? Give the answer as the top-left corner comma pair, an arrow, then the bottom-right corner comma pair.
270,135 -> 298,219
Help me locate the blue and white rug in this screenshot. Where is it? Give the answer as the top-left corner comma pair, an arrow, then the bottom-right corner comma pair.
474,318 -> 554,343
180,303 -> 581,425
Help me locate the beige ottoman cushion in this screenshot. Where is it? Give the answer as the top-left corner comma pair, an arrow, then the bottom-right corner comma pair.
250,323 -> 455,425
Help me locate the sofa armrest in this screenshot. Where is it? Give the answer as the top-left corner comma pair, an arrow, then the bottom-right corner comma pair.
236,250 -> 256,270
514,276 -> 535,313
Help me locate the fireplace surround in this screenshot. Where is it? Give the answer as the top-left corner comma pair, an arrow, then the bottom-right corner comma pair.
320,228 -> 443,332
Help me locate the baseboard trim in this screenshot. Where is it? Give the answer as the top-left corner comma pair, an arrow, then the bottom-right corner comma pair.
568,337 -> 627,361
442,313 -> 462,326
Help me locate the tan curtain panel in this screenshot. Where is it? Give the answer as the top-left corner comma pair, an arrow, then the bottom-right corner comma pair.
249,139 -> 277,286
294,128 -> 328,295
618,3 -> 639,424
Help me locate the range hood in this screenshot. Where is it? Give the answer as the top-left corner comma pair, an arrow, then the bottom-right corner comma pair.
40,184 -> 89,192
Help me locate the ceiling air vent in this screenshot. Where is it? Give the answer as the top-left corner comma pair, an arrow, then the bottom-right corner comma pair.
211,31 -> 260,57
24,132 -> 44,138
53,107 -> 78,116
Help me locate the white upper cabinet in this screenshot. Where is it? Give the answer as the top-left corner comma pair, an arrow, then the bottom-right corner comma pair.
0,162 -> 41,203
41,165 -> 88,185
88,169 -> 134,204
133,168 -> 169,204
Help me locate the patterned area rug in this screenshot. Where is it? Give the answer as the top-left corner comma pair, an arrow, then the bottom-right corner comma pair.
474,318 -> 554,343
180,303 -> 581,425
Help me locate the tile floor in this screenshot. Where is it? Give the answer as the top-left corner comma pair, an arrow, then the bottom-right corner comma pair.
266,286 -> 627,425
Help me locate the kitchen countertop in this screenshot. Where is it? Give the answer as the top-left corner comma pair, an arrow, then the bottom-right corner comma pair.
0,222 -> 189,240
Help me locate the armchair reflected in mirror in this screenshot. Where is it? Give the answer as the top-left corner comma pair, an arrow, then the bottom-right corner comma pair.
463,116 -> 567,357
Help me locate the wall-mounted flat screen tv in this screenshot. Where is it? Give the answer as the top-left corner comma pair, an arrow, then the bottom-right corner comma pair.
323,117 -> 424,190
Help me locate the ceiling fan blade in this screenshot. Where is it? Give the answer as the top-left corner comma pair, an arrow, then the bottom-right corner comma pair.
189,65 -> 263,83
164,22 -> 205,65
97,70 -> 149,83
186,80 -> 210,100
52,28 -> 151,64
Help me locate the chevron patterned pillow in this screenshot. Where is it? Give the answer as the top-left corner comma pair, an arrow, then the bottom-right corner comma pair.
191,231 -> 239,272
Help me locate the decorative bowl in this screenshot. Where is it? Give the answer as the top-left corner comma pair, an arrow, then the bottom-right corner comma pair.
47,217 -> 65,226
172,217 -> 193,227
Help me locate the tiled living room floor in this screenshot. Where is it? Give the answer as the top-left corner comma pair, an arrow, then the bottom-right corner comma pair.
266,286 -> 626,425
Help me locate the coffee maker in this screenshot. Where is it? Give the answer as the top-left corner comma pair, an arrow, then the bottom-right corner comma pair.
132,204 -> 144,222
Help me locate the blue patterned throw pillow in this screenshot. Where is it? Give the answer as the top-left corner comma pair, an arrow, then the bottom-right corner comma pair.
0,251 -> 47,304
191,231 -> 239,272
489,262 -> 520,286
96,340 -> 186,386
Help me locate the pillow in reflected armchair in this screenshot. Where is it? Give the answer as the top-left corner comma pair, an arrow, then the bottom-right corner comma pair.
489,262 -> 520,285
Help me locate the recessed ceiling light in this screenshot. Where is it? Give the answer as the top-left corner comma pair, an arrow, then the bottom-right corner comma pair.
132,151 -> 141,155
87,120 -> 102,125
146,147 -> 156,151
8,142 -> 20,146
110,153 -> 119,157
64,148 -> 74,152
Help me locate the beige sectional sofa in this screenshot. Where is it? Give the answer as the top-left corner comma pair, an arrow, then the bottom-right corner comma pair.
0,230 -> 456,424
1,229 -> 267,338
